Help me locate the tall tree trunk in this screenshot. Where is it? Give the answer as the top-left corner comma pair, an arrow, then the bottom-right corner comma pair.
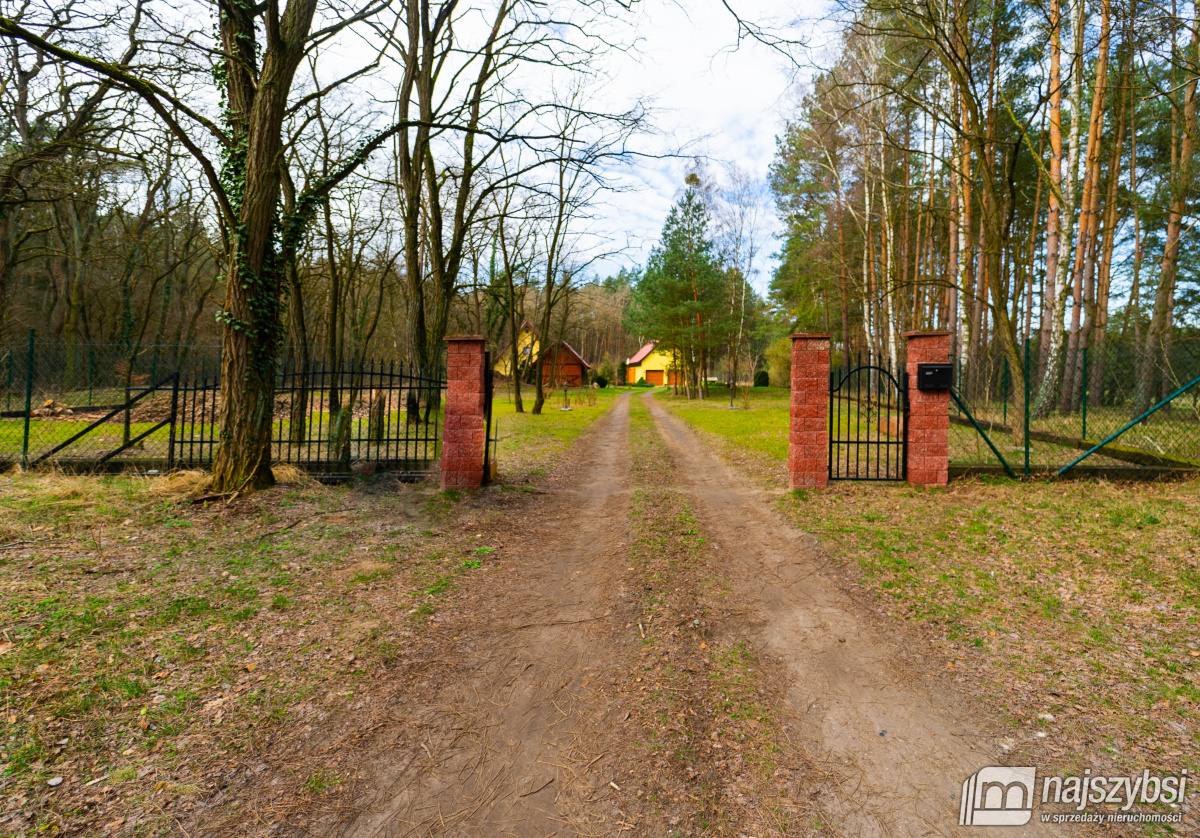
1090,13 -> 1131,409
506,269 -> 524,413
948,139 -> 960,356
1033,0 -> 1085,417
1124,69 -> 1144,347
1135,8 -> 1198,413
1040,0 -> 1065,381
1023,117 -> 1046,344
955,94 -> 974,370
211,0 -> 320,494
1060,0 -> 1111,413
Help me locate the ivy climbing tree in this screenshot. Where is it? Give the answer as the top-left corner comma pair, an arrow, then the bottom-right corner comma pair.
208,0 -> 318,492
0,0 -> 645,493
0,0 -> 411,493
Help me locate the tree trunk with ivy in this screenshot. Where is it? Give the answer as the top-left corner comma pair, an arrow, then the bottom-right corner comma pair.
210,0 -> 318,494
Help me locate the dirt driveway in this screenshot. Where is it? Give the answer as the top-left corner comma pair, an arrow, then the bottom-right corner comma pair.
271,392 -> 1071,837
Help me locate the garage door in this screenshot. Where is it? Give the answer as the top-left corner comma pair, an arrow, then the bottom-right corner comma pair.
646,370 -> 664,385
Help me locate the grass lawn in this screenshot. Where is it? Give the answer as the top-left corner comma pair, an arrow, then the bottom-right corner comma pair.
489,384 -> 624,481
660,382 -> 1139,471
0,389 -> 618,835
660,387 -> 1200,798
660,385 -> 791,460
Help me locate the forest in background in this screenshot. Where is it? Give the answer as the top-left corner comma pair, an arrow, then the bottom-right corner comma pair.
3,0 -> 1200,487
770,0 -> 1200,419
0,0 -> 782,420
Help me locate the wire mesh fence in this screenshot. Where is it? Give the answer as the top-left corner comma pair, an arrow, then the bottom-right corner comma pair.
0,336 -> 222,414
951,333 -> 1200,473
0,333 -> 445,476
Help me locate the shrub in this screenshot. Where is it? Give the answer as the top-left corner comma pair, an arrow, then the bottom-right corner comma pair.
594,374 -> 608,388
753,369 -> 769,387
594,360 -> 615,383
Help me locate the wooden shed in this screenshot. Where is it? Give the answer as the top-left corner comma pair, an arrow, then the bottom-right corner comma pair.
540,341 -> 590,387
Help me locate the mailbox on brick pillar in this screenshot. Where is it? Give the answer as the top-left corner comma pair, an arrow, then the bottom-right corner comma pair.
442,336 -> 487,490
903,331 -> 952,488
788,333 -> 831,490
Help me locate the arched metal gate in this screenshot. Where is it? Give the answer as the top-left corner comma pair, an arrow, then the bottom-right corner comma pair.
829,357 -> 908,481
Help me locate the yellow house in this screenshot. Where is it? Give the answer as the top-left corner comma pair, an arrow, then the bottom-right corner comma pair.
494,321 -> 538,378
626,341 -> 680,385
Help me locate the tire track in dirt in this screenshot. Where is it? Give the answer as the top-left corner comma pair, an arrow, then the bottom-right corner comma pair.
642,393 -> 1071,837
326,394 -> 635,838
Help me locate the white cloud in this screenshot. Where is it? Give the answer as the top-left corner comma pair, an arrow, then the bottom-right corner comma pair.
580,0 -> 829,291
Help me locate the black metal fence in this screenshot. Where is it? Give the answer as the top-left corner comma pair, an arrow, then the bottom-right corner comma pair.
0,333 -> 445,477
0,335 -> 222,413
172,361 -> 444,476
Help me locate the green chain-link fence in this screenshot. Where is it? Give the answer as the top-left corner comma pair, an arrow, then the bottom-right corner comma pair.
950,333 -> 1200,474
0,333 -> 221,467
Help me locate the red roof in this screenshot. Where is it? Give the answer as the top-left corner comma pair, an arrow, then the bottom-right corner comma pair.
541,340 -> 590,370
626,341 -> 656,366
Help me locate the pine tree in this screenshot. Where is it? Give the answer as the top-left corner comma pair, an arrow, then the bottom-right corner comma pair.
627,188 -> 732,398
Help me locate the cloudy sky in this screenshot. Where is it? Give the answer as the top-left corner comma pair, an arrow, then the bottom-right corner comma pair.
583,0 -> 830,292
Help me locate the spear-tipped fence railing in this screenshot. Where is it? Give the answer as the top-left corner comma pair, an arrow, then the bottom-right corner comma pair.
1,333 -> 446,477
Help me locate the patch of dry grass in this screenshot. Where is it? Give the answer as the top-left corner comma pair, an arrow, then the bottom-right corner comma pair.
778,477 -> 1200,781
0,393 -> 618,835
0,473 -> 489,835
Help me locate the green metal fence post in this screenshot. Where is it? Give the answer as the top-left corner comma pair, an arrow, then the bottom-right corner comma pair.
21,329 -> 34,466
1081,346 -> 1088,439
1023,338 -> 1030,478
88,349 -> 95,406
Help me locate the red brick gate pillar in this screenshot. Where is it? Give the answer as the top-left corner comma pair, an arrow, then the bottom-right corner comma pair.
442,336 -> 487,490
903,331 -> 952,488
788,333 -> 831,490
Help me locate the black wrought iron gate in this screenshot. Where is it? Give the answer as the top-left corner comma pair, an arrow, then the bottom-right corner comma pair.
13,361 -> 446,478
829,357 -> 908,481
483,352 -> 496,484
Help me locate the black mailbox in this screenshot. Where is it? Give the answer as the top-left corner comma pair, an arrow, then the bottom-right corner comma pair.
916,363 -> 954,391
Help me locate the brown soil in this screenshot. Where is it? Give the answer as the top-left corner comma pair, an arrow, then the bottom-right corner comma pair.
314,394 -> 636,836
640,394 -> 1076,836
183,392 -> 1095,837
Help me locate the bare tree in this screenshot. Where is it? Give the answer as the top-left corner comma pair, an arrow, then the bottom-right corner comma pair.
4,1 -> 424,492
0,0 -> 144,340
